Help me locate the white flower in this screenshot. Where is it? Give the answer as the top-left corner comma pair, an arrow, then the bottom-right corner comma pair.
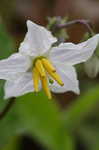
0,20 -> 99,99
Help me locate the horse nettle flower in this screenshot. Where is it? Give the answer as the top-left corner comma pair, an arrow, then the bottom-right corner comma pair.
0,20 -> 99,99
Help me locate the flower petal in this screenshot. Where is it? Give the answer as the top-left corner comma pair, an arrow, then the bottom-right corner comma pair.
50,34 -> 99,65
4,73 -> 34,99
0,53 -> 31,81
84,55 -> 99,78
19,20 -> 57,57
50,62 -> 79,94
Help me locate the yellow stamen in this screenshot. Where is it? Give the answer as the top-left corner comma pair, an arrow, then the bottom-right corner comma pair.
33,68 -> 40,92
32,57 -> 64,99
41,58 -> 56,72
35,59 -> 46,78
41,76 -> 52,99
46,69 -> 64,86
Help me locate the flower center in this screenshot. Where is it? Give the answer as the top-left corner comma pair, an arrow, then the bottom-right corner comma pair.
32,57 -> 64,99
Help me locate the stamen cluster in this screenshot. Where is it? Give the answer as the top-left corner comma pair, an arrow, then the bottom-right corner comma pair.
33,58 -> 64,99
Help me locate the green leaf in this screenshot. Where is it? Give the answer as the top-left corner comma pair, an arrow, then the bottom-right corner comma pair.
0,100 -> 23,148
64,135 -> 75,150
93,136 -> 99,150
2,136 -> 20,150
16,91 -> 66,150
78,125 -> 99,150
0,23 -> 14,59
63,86 -> 99,130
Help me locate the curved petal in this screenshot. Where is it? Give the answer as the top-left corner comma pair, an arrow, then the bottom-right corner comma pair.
0,53 -> 31,81
50,34 -> 99,65
49,62 -> 79,94
4,72 -> 34,99
19,20 -> 57,57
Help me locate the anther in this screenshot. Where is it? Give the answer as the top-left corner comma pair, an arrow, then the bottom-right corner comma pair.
33,68 -> 40,92
40,76 -> 52,99
41,58 -> 56,73
35,59 -> 46,78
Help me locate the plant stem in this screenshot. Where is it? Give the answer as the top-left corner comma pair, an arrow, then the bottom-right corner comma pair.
0,97 -> 15,120
55,19 -> 94,35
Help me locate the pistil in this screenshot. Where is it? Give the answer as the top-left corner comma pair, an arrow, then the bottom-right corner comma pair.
47,71 -> 64,86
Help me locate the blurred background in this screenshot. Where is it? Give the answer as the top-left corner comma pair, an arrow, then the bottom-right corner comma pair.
0,0 -> 99,150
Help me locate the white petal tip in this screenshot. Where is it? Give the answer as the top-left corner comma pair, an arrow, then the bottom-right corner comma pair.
4,95 -> 10,100
73,85 -> 80,95
27,20 -> 33,27
74,90 -> 80,95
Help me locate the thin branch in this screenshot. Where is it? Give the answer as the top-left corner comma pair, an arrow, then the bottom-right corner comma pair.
55,19 -> 94,35
0,97 -> 15,120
